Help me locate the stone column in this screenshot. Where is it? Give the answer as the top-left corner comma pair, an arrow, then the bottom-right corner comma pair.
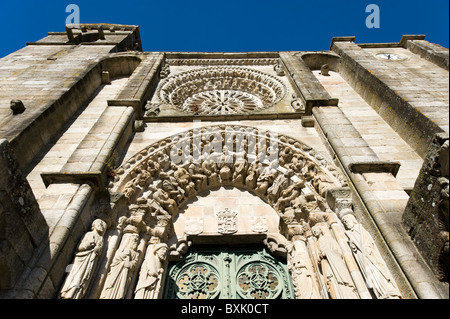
125,234 -> 148,299
286,225 -> 322,299
134,240 -> 169,299
87,216 -> 127,299
306,236 -> 329,298
100,227 -> 141,299
328,214 -> 372,299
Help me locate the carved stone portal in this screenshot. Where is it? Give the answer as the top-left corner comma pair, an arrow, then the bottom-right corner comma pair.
58,125 -> 401,299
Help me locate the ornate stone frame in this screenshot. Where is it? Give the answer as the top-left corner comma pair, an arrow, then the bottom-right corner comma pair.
58,124 -> 401,299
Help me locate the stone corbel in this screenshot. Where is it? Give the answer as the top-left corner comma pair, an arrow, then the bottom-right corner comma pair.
349,161 -> 401,177
325,187 -> 352,214
167,237 -> 192,262
264,234 -> 288,259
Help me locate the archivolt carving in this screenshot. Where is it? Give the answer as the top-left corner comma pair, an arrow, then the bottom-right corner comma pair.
157,67 -> 287,115
166,58 -> 280,67
59,125 -> 401,299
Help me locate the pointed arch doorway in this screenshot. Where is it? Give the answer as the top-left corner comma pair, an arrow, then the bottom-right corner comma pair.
163,186 -> 295,299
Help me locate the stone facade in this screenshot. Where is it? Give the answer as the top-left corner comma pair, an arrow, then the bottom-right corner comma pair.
0,24 -> 448,299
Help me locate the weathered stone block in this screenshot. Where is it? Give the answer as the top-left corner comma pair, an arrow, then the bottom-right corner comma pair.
403,133 -> 449,282
0,139 -> 48,290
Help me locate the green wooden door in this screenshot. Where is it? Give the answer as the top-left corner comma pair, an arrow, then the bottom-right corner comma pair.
163,245 -> 294,299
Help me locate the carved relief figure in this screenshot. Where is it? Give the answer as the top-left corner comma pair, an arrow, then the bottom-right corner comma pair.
217,146 -> 234,182
187,162 -> 208,192
255,161 -> 278,196
123,179 -> 136,200
312,225 -> 359,299
172,163 -> 196,198
233,156 -> 248,186
245,162 -> 262,189
59,219 -> 107,299
341,214 -> 401,299
267,169 -> 293,204
135,243 -> 169,299
159,171 -> 186,204
287,241 -> 322,299
312,171 -> 335,197
148,185 -> 178,217
275,180 -> 304,211
100,233 -> 140,299
202,157 -> 220,188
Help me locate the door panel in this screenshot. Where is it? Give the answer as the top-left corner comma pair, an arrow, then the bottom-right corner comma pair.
164,245 -> 294,299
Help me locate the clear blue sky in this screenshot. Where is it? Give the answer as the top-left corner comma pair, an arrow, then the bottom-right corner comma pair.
0,0 -> 448,58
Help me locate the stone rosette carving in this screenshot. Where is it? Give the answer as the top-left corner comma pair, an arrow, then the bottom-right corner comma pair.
157,66 -> 287,115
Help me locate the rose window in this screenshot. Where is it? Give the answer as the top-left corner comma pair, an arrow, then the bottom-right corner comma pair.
157,66 -> 286,115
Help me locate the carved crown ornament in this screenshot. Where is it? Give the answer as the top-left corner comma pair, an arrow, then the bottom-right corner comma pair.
156,66 -> 287,115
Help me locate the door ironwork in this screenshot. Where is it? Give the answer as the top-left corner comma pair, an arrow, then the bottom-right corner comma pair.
163,245 -> 294,299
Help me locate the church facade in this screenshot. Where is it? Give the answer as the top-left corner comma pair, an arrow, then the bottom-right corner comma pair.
0,24 -> 448,299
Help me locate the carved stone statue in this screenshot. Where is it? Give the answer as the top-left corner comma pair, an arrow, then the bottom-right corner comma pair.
59,219 -> 107,299
279,147 -> 293,166
301,161 -> 317,181
341,214 -> 401,299
135,243 -> 169,299
187,162 -> 208,192
217,146 -> 233,182
123,179 -> 136,200
276,180 -> 304,211
287,241 -> 322,299
312,171 -> 335,197
100,233 -> 140,299
233,156 -> 248,185
245,162 -> 261,189
132,167 -> 152,188
171,163 -> 196,198
149,185 -> 178,217
320,64 -> 330,76
255,161 -> 278,196
159,171 -> 185,204
202,157 -> 220,188
312,225 -> 359,299
267,169 -> 293,204
156,151 -> 171,171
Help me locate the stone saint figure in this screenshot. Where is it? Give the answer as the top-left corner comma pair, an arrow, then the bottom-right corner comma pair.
312,226 -> 359,299
100,233 -> 140,299
288,242 -> 322,299
59,219 -> 107,299
134,243 -> 169,299
341,214 -> 401,299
